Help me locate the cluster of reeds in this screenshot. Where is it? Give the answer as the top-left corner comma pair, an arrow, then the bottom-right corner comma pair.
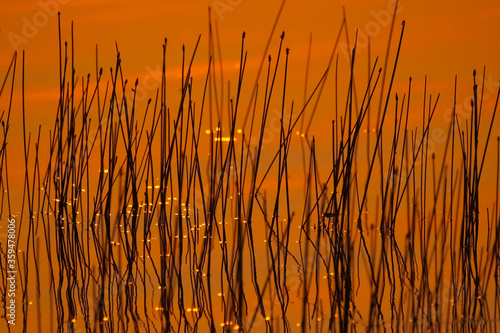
0,9 -> 499,333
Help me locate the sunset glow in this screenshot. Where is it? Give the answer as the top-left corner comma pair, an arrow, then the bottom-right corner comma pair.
1,0 -> 500,332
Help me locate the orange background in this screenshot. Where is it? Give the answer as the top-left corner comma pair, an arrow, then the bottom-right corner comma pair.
1,0 -> 500,331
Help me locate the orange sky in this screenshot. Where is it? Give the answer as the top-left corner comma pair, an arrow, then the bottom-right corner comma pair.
1,0 -> 499,135
3,1 -> 500,98
1,1 -> 500,331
